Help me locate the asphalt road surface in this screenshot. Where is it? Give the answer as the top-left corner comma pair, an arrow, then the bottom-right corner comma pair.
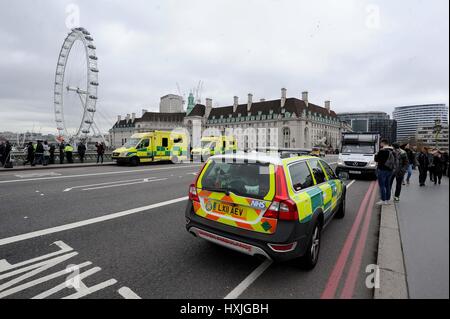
0,157 -> 381,299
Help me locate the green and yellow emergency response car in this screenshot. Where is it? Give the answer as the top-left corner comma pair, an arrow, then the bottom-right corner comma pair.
186,152 -> 346,269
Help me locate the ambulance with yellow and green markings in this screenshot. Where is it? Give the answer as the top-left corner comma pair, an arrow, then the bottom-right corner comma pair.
191,136 -> 237,161
112,131 -> 188,166
185,151 -> 347,269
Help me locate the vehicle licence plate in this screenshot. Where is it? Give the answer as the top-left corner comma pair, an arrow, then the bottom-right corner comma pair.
349,170 -> 362,174
207,200 -> 246,218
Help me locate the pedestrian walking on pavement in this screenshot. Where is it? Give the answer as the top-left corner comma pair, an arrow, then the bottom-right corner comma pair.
77,141 -> 86,163
428,149 -> 436,182
49,144 -> 55,165
95,142 -> 105,164
375,139 -> 395,205
417,147 -> 430,187
432,151 -> 444,185
59,142 -> 65,164
404,144 -> 415,185
23,142 -> 34,166
65,143 -> 74,163
2,141 -> 13,168
0,141 -> 5,167
390,143 -> 408,202
43,141 -> 50,166
32,140 -> 44,166
443,151 -> 449,177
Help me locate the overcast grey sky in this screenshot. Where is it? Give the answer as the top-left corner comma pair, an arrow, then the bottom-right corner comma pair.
0,0 -> 448,134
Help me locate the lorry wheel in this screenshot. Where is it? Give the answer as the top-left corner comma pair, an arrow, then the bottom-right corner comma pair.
130,157 -> 139,166
298,221 -> 322,270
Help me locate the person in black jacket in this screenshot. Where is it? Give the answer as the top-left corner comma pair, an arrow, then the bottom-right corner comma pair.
0,141 -> 5,167
49,144 -> 56,165
23,142 -> 34,166
2,141 -> 12,168
390,143 -> 409,201
375,139 -> 394,205
77,142 -> 86,163
32,140 -> 44,166
404,144 -> 415,185
442,151 -> 449,177
59,142 -> 65,164
432,151 -> 445,185
417,147 -> 429,187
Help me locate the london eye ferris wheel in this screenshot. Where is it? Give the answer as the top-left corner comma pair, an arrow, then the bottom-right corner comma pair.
53,27 -> 99,142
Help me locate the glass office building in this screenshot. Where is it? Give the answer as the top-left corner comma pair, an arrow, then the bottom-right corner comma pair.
393,104 -> 449,142
337,112 -> 397,143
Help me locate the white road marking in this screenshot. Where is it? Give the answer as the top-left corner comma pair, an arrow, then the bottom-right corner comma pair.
15,172 -> 62,178
224,179 -> 357,299
0,196 -> 188,247
82,178 -> 167,191
32,266 -> 102,299
224,260 -> 273,299
0,164 -> 201,184
63,279 -> 118,299
0,252 -> 81,295
118,287 -> 142,299
0,241 -> 72,275
63,176 -> 160,192
0,261 -> 92,298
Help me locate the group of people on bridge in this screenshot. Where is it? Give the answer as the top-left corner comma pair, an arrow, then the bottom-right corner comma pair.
0,140 -> 107,169
375,139 -> 449,205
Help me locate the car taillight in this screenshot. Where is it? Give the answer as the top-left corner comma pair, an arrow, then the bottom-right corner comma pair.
189,184 -> 199,202
188,161 -> 209,203
263,166 -> 298,221
278,199 -> 298,221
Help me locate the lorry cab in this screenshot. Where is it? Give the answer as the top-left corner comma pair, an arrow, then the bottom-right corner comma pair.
112,131 -> 187,166
335,133 -> 380,179
191,136 -> 237,161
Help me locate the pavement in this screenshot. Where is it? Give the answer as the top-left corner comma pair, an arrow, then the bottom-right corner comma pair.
395,171 -> 449,299
0,157 -> 382,299
1,162 -> 115,172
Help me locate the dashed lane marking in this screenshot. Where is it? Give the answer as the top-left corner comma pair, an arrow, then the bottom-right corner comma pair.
0,197 -> 188,247
0,165 -> 201,184
224,260 -> 273,299
63,176 -> 160,192
118,287 -> 142,299
82,178 -> 167,191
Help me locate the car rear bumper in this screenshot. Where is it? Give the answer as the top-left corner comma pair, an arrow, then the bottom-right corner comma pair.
185,202 -> 312,262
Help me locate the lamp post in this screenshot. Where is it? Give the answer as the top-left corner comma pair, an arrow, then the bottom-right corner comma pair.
433,119 -> 442,149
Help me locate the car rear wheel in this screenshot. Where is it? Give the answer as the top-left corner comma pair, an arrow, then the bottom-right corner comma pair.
299,222 -> 321,270
335,195 -> 346,219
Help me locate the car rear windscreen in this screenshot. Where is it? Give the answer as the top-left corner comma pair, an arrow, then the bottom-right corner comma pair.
200,160 -> 272,199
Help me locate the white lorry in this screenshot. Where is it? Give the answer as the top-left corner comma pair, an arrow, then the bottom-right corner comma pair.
335,133 -> 380,179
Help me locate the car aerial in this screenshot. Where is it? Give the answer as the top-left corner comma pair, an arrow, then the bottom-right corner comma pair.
185,151 -> 347,269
